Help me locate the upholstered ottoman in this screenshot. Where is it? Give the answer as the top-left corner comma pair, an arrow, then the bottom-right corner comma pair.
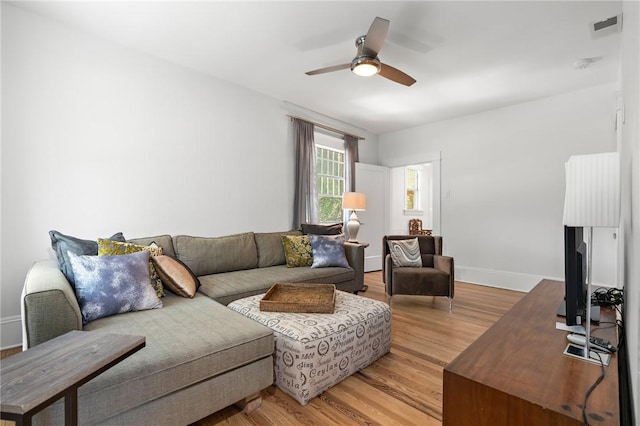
227,290 -> 392,405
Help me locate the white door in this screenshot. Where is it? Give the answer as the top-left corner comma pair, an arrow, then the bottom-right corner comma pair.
355,163 -> 390,272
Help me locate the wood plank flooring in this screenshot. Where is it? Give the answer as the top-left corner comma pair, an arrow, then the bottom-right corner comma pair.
0,272 -> 524,426
192,272 -> 524,425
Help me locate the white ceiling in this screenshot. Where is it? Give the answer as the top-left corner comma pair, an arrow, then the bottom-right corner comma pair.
13,1 -> 623,135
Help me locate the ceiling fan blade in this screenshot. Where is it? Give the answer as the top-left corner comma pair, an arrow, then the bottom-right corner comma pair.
379,63 -> 416,86
306,63 -> 351,76
362,17 -> 389,57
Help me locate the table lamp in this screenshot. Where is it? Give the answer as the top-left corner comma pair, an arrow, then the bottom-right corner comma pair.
562,152 -> 620,362
342,192 -> 366,242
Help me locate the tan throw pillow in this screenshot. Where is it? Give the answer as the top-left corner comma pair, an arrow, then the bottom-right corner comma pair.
151,255 -> 200,298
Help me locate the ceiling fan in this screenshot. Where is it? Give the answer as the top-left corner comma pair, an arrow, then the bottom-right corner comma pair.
305,17 -> 417,87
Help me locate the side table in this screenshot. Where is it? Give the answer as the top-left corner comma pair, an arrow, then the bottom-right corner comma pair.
1,330 -> 145,426
355,242 -> 370,292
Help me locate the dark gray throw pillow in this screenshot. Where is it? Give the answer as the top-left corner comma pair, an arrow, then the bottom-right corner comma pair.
49,230 -> 126,288
301,223 -> 343,235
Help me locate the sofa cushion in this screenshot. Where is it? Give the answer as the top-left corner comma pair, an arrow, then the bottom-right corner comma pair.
309,234 -> 350,268
68,250 -> 162,324
254,230 -> 302,268
281,234 -> 313,268
391,267 -> 451,296
79,293 -> 273,423
198,265 -> 354,305
151,255 -> 200,298
49,230 -> 126,289
97,239 -> 165,298
127,235 -> 176,258
173,233 -> 258,276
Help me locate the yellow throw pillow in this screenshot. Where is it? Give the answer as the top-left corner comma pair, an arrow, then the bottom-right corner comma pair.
281,235 -> 313,268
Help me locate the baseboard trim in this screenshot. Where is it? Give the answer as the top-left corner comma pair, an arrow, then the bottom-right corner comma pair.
455,266 -> 615,293
364,255 -> 382,273
1,315 -> 22,350
455,266 -> 549,293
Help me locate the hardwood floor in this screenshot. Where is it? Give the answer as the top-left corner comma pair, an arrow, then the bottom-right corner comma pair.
192,272 -> 524,425
0,272 -> 524,426
0,347 -> 20,360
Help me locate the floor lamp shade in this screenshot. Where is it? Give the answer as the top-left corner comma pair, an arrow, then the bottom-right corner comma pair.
562,152 -> 621,228
561,151 -> 620,362
342,192 -> 366,242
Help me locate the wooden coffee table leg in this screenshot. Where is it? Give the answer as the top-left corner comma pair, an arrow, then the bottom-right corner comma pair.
64,388 -> 78,426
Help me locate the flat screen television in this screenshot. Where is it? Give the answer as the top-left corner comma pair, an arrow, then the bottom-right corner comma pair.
558,226 -> 600,326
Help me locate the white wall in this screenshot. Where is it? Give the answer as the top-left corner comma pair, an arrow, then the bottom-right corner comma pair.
379,83 -> 618,292
0,4 -> 378,348
619,0 -> 640,419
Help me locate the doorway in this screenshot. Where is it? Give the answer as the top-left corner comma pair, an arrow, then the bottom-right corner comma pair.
355,153 -> 441,272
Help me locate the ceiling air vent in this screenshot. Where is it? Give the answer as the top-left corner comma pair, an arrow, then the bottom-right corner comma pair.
591,13 -> 623,39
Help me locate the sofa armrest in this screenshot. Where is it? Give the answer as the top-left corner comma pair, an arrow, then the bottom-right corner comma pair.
343,242 -> 365,291
22,260 -> 82,349
434,255 -> 455,297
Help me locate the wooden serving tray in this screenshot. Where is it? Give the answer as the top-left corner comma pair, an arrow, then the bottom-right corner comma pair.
260,282 -> 336,313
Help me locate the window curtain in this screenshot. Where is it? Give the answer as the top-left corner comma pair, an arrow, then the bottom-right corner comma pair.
343,134 -> 360,234
344,134 -> 359,192
292,118 -> 318,229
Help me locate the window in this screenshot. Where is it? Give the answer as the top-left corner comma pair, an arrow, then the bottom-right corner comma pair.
316,144 -> 345,223
406,167 -> 420,211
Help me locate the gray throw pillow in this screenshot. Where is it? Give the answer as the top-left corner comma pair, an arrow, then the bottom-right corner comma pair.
301,223 -> 343,235
388,238 -> 423,267
49,230 -> 126,288
309,234 -> 350,268
68,250 -> 162,325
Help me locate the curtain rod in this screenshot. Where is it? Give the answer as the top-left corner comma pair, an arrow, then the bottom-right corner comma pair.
286,115 -> 365,140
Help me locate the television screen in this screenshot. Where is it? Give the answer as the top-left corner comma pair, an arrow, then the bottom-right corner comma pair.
559,226 -> 600,326
563,226 -> 586,325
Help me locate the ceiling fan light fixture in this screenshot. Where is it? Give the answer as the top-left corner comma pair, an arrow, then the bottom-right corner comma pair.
306,17 -> 415,86
351,57 -> 380,77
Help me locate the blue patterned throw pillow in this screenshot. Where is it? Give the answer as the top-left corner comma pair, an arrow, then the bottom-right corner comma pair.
309,234 -> 350,268
68,250 -> 162,324
388,238 -> 423,267
97,239 -> 165,298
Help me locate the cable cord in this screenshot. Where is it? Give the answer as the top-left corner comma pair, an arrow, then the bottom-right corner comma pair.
582,351 -> 605,426
592,287 -> 624,307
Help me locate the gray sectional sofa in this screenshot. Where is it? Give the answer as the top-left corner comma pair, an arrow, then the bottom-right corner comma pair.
21,230 -> 365,425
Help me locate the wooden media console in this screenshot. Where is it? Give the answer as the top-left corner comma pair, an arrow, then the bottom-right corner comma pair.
443,279 -> 619,425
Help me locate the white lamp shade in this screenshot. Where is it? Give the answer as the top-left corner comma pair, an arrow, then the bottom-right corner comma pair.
562,152 -> 621,227
342,192 -> 366,211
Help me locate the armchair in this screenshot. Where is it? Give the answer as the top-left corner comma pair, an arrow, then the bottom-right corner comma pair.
382,235 -> 454,310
